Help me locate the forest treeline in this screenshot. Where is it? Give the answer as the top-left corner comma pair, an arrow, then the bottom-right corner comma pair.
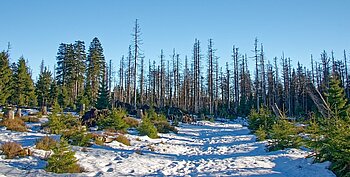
1,20 -> 350,118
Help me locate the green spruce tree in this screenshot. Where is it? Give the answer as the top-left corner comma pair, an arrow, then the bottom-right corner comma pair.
96,62 -> 110,109
73,41 -> 86,109
86,37 -> 105,106
0,51 -> 13,105
49,80 -> 59,106
58,85 -> 69,109
325,75 -> 350,120
13,57 -> 36,106
36,66 -> 52,107
46,138 -> 81,173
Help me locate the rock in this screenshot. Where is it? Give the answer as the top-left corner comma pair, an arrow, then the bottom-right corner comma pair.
104,137 -> 115,143
81,108 -> 99,127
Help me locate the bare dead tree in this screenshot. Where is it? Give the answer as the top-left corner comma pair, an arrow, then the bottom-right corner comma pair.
232,46 -> 239,113
260,44 -> 266,106
127,45 -> 132,104
133,19 -> 143,109
254,38 -> 260,112
160,50 -> 165,107
344,50 -> 349,98
119,56 -> 124,102
208,39 -> 214,115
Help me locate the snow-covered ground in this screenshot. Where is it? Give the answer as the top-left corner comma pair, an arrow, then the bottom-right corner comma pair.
0,119 -> 335,177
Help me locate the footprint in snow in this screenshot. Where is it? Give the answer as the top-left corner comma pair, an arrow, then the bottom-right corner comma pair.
105,162 -> 112,166
114,156 -> 122,161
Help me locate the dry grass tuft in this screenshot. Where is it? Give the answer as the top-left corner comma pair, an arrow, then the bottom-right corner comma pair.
0,118 -> 27,132
123,117 -> 139,128
116,135 -> 131,146
35,136 -> 58,151
0,142 -> 27,159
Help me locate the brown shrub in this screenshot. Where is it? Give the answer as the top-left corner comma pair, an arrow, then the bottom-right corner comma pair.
90,134 -> 105,145
0,118 -> 27,132
21,116 -> 40,123
104,128 -> 117,135
0,142 -> 27,159
116,135 -> 131,146
154,121 -> 178,133
35,136 -> 58,151
94,138 -> 104,145
123,117 -> 139,128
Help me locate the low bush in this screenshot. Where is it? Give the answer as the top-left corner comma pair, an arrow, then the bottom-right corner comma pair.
0,142 -> 27,159
45,114 -> 66,134
64,114 -> 81,129
306,118 -> 350,177
46,139 -> 83,173
97,108 -> 129,131
116,135 -> 131,146
248,107 -> 275,132
123,117 -> 139,128
0,118 -> 27,132
21,116 -> 40,123
154,121 -> 178,134
36,112 -> 43,118
68,132 -> 93,147
172,119 -> 179,127
35,136 -> 58,151
61,128 -> 92,147
94,138 -> 104,146
138,117 -> 158,139
146,108 -> 167,122
45,113 -> 81,134
255,126 -> 267,141
268,119 -> 301,151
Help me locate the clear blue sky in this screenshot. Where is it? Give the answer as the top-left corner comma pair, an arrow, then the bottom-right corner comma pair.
1,0 -> 349,80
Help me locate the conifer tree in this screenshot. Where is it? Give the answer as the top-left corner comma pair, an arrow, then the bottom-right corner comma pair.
49,80 -> 59,106
56,43 -> 68,86
13,57 -> 36,106
325,75 -> 350,120
86,37 -> 105,106
73,41 -> 86,102
58,85 -> 69,109
81,81 -> 92,109
36,67 -> 52,107
96,62 -> 110,109
0,51 -> 13,105
46,139 -> 81,173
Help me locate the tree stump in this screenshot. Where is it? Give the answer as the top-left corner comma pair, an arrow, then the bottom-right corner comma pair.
7,110 -> 14,119
137,109 -> 144,119
41,106 -> 47,115
81,104 -> 86,114
16,108 -> 22,118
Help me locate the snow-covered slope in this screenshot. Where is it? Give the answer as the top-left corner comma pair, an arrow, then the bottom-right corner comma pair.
0,120 -> 335,177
